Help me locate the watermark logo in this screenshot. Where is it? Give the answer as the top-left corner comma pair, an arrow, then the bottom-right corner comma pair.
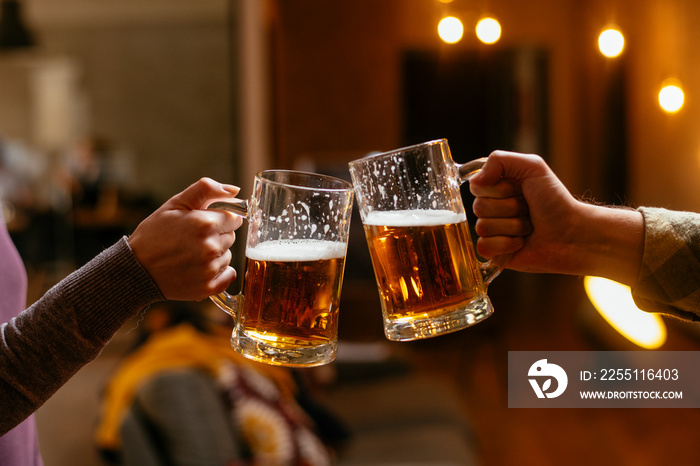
528,359 -> 568,399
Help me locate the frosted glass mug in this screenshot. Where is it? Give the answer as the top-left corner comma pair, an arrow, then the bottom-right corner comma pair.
208,170 -> 354,367
349,139 -> 508,341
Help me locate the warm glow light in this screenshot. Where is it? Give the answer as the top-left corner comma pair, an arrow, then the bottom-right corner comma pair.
584,276 -> 666,349
659,82 -> 685,113
476,17 -> 501,44
438,16 -> 464,44
598,28 -> 625,58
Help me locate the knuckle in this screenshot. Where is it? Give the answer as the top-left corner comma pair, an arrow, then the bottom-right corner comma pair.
199,238 -> 223,260
505,198 -> 522,215
192,214 -> 219,237
472,199 -> 486,217
474,219 -> 489,237
476,238 -> 494,258
201,282 -> 220,298
525,153 -> 548,171
196,176 -> 217,189
505,218 -> 520,233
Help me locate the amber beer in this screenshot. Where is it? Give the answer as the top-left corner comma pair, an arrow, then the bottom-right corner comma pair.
237,239 -> 346,355
363,209 -> 484,331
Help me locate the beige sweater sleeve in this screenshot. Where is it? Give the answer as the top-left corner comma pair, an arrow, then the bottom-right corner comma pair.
631,207 -> 700,321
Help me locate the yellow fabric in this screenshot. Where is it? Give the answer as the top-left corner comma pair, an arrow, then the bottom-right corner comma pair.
95,324 -> 296,450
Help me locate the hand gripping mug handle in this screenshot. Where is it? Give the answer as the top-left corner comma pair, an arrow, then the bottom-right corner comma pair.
206,199 -> 248,318
457,157 -> 511,285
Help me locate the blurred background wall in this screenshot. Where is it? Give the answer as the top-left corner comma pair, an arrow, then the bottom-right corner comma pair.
2,0 -> 698,211
268,0 -> 700,212
3,0 -> 236,203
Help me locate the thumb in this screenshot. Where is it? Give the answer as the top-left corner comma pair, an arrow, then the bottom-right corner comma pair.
169,177 -> 241,210
470,151 -> 509,187
471,150 -> 547,186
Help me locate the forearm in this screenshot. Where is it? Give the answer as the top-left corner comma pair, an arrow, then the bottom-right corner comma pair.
576,202 -> 644,287
0,237 -> 163,434
576,204 -> 700,320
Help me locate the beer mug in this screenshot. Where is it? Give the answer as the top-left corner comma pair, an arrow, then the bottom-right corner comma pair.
348,139 -> 508,341
207,170 -> 354,367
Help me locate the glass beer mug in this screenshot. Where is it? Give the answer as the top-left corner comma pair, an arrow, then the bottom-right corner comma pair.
207,170 -> 354,367
348,139 -> 508,341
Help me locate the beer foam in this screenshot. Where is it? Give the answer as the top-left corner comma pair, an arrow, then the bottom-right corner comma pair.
363,209 -> 467,227
247,239 -> 346,261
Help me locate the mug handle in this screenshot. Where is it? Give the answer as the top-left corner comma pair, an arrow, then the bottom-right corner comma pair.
206,199 -> 249,318
457,158 -> 512,285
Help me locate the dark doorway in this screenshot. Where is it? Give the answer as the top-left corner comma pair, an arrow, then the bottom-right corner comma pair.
402,47 -> 549,163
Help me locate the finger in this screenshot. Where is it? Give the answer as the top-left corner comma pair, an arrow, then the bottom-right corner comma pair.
204,249 -> 235,289
170,177 -> 241,211
476,236 -> 525,259
473,196 -> 529,218
475,217 -> 533,238
193,209 -> 243,242
208,209 -> 244,233
470,178 -> 521,198
217,230 -> 237,252
206,265 -> 237,297
214,248 -> 234,277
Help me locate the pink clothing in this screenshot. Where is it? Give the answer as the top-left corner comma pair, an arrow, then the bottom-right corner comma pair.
0,209 -> 163,464
0,211 -> 42,465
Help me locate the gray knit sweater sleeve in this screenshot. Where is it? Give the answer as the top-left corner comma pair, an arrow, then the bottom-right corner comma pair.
0,237 -> 164,435
631,207 -> 700,321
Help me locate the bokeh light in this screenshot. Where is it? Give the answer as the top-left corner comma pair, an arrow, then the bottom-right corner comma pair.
598,27 -> 625,58
659,82 -> 685,113
438,16 -> 464,44
584,276 -> 666,349
476,17 -> 501,44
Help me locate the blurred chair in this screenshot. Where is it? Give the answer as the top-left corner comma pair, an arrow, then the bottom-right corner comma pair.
96,302 -> 336,466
